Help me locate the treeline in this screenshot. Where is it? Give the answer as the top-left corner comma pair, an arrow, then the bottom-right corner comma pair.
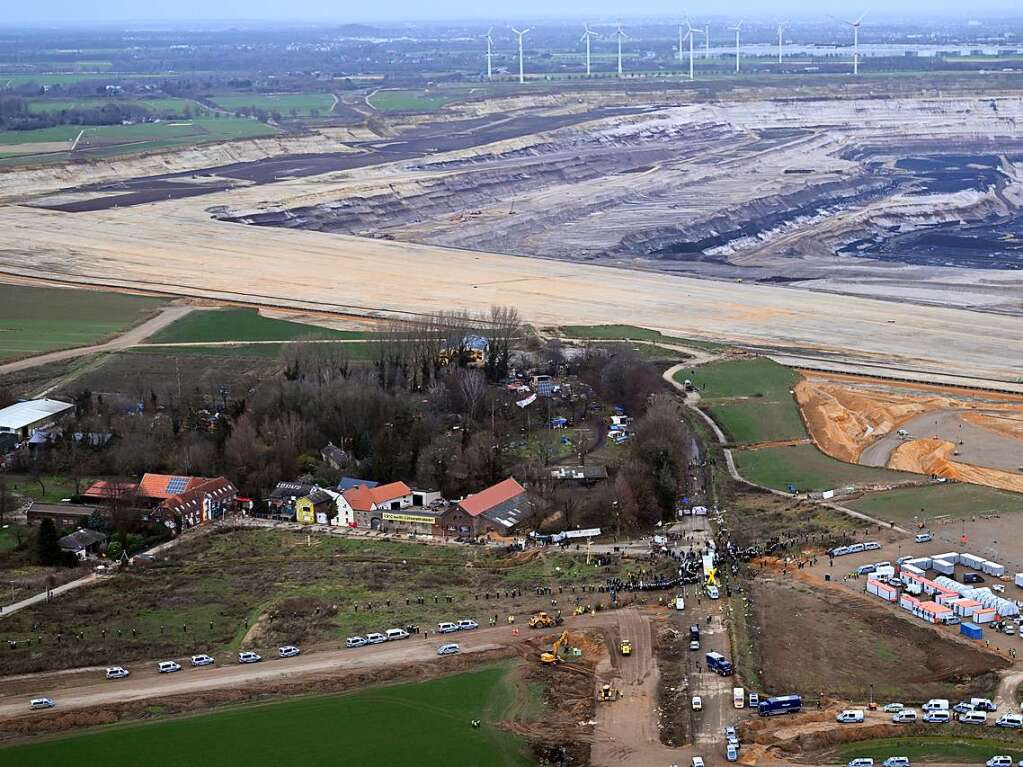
0,96 -> 151,131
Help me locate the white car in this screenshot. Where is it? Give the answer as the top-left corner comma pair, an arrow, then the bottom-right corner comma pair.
238,651 -> 262,664
365,633 -> 386,644
691,758 -> 705,767
385,628 -> 410,641
437,622 -> 459,634
847,759 -> 874,767
986,758 -> 1013,767
992,584 -> 1006,594
922,710 -> 950,723
457,619 -> 479,631
190,654 -> 214,667
882,759 -> 909,767
105,666 -> 130,680
691,696 -> 703,711
706,585 -> 720,599
158,660 -> 182,673
437,643 -> 460,656
346,636 -> 368,648
278,645 -> 300,658
958,710 -> 988,725
882,702 -> 904,713
892,709 -> 917,723
748,692 -> 759,707
29,698 -> 55,710
836,709 -> 865,723
689,640 -> 701,651
996,713 -> 1023,729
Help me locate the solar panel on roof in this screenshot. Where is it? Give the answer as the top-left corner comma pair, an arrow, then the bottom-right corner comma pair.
166,476 -> 189,495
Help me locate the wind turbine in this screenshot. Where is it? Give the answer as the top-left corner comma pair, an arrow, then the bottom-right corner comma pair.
842,11 -> 868,75
704,25 -> 710,59
614,23 -> 628,77
511,26 -> 532,84
729,20 -> 743,74
684,20 -> 704,81
485,27 -> 494,80
677,22 -> 685,62
581,24 -> 600,76
776,22 -> 788,65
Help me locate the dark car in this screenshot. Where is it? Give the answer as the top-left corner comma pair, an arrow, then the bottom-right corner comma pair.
962,573 -> 985,584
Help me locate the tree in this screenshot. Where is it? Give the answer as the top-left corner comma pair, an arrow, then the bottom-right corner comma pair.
0,480 -> 9,526
36,518 -> 63,566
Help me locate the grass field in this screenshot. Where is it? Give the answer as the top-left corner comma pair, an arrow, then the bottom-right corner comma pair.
707,400 -> 807,443
211,93 -> 336,116
735,444 -> 916,493
0,283 -> 164,361
3,474 -> 101,504
559,324 -> 725,350
680,357 -> 799,399
0,666 -> 532,767
849,483 -> 1023,525
148,309 -> 374,344
831,735 -> 1023,762
134,343 -> 379,361
368,89 -> 461,112
27,98 -> 202,115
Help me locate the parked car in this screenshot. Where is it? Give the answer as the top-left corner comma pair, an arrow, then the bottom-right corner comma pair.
437,622 -> 459,634
748,692 -> 759,707
105,666 -> 130,680
962,573 -> 985,584
691,758 -> 705,767
882,758 -> 910,767
238,651 -> 262,664
158,661 -> 182,673
691,696 -> 703,711
953,701 -> 976,715
922,699 -> 949,712
992,584 -> 1006,594
724,725 -> 738,741
892,709 -> 918,723
882,703 -> 904,713
847,759 -> 874,767
837,710 -> 865,723
971,698 -> 997,712
29,698 -> 55,710
456,619 -> 479,631
856,564 -> 877,576
706,585 -> 720,599
346,636 -> 368,648
689,639 -> 701,651
385,628 -> 410,641
986,757 -> 1013,767
922,710 -> 950,723
958,710 -> 988,725
726,743 -> 738,762
1003,621 -> 1015,635
863,541 -> 882,551
191,654 -> 214,667
437,643 -> 460,656
278,645 -> 300,658
914,533 -> 932,543
996,713 -> 1023,729
847,543 -> 866,554
365,633 -> 386,644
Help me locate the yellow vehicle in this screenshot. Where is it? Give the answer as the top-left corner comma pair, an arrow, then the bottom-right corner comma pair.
598,684 -> 622,702
529,611 -> 563,629
540,631 -> 569,665
619,639 -> 632,657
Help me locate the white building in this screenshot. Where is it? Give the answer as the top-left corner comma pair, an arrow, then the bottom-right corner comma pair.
0,399 -> 75,440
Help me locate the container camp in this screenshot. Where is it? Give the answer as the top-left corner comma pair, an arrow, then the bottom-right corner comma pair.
1016,573 -> 1023,589
867,579 -> 899,603
935,591 -> 960,607
982,561 -> 1006,577
952,599 -> 982,618
874,565 -> 896,580
960,553 -> 985,570
932,558 -> 955,576
974,607 -> 998,624
907,557 -> 932,570
935,576 -> 966,594
900,594 -> 920,612
902,563 -> 925,576
935,552 -> 961,564
918,602 -> 954,624
961,622 -> 983,640
996,599 -> 1019,617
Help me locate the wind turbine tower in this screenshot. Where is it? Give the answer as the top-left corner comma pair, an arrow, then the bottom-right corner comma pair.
777,22 -> 787,65
614,23 -> 627,77
678,23 -> 685,62
581,24 -> 600,76
485,28 -> 494,79
684,20 -> 704,81
730,20 -> 743,74
511,26 -> 532,84
844,12 -> 867,75
704,25 -> 710,59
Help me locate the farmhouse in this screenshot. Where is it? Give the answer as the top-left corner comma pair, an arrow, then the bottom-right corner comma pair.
456,477 -> 530,536
0,399 -> 75,441
296,487 -> 338,525
267,481 -> 315,517
342,481 -> 413,529
154,476 -> 238,529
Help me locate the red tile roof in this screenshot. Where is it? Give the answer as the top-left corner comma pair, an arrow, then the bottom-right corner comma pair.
342,481 -> 411,512
138,473 -> 207,500
458,477 -> 526,517
160,477 -> 237,515
83,480 -> 138,500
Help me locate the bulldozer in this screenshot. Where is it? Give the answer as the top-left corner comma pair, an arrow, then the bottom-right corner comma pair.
619,639 -> 632,657
598,683 -> 622,702
529,611 -> 563,629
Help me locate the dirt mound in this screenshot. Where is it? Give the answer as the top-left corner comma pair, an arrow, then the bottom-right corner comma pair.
889,438 -> 1023,494
750,578 -> 1008,703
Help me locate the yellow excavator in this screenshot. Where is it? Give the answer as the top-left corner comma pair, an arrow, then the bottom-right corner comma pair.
540,631 -> 570,665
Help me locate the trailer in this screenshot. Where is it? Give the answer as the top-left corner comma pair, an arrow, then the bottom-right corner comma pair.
982,561 -> 1006,578
961,622 -> 983,640
758,695 -> 803,717
706,652 -> 734,676
1015,573 -> 1023,589
974,607 -> 998,624
932,558 -> 955,576
867,579 -> 898,603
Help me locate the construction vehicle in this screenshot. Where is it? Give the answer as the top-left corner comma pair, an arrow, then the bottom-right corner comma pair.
619,639 -> 632,657
541,631 -> 569,665
529,611 -> 563,629
598,683 -> 622,702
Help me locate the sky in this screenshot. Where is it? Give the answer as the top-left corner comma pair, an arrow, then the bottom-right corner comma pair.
4,1 -> 1022,24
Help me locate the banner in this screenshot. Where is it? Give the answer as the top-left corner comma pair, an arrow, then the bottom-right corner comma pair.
383,512 -> 436,525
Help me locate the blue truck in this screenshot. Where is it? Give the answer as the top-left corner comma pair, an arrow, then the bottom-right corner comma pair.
705,651 -> 734,676
758,695 -> 803,717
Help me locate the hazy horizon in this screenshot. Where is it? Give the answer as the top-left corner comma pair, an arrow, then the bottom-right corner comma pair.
4,1 -> 1023,25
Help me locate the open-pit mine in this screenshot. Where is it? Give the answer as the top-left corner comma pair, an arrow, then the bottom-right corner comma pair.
2,88 -> 1023,384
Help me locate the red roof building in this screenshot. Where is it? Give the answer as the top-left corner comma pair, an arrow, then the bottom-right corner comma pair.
457,477 -> 530,533
341,481 -> 413,529
154,476 -> 238,530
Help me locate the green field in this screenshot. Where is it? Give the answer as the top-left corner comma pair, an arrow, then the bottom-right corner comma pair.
707,400 -> 807,443
0,283 -> 164,361
831,735 -> 1023,762
148,309 -> 373,344
849,483 -> 1023,525
27,98 -> 202,115
368,89 -> 461,112
0,666 -> 532,767
211,93 -> 335,116
559,324 -> 725,350
133,342 -> 380,361
735,444 -> 916,493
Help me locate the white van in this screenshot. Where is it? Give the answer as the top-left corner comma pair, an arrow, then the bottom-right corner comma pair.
922,709 -> 950,723
157,660 -> 181,673
848,543 -> 866,554
958,710 -> 988,725
706,585 -> 720,600
732,687 -> 745,709
863,542 -> 882,551
836,709 -> 865,723
437,622 -> 458,633
882,759 -> 910,767
914,533 -> 932,543
385,628 -> 410,641
847,759 -> 874,767
970,697 -> 996,712
892,709 -> 918,723
922,699 -> 949,712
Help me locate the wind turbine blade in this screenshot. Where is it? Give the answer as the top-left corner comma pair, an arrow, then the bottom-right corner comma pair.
856,10 -> 868,24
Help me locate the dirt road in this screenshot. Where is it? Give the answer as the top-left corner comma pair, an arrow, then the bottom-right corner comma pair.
0,304 -> 194,376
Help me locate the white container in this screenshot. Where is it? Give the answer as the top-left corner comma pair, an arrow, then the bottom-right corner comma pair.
932,558 -> 955,576
909,557 -> 933,570
902,564 -> 924,576
1015,573 -> 1023,588
936,552 -> 961,564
